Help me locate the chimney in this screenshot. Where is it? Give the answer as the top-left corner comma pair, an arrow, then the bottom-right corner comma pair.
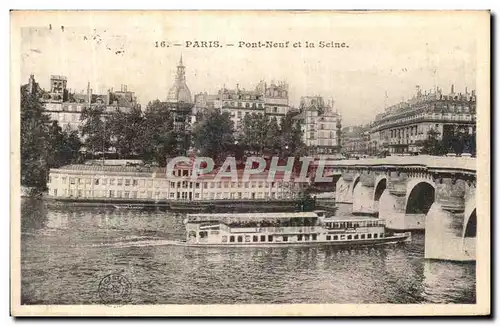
451,84 -> 455,94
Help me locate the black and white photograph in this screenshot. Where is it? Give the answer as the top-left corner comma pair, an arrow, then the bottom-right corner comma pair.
10,10 -> 490,316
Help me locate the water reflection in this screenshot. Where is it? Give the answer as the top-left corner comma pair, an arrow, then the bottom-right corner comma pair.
20,200 -> 476,304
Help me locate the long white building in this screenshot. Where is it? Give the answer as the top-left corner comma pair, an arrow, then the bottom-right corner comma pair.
47,162 -> 309,202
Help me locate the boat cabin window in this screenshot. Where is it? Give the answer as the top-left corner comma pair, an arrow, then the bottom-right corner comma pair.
312,234 -> 317,241
361,234 -> 365,239
237,236 -> 243,243
283,236 -> 288,242
380,233 -> 384,238
374,234 -> 378,238
268,235 -> 273,242
367,234 -> 372,239
354,234 -> 359,240
326,235 -> 331,240
333,235 -> 338,240
222,236 -> 228,242
253,235 -> 258,242
245,235 -> 251,242
340,235 -> 345,240
304,235 -> 310,241
230,236 -> 235,242
199,231 -> 208,238
347,235 -> 352,240
297,235 -> 303,241
260,235 -> 266,242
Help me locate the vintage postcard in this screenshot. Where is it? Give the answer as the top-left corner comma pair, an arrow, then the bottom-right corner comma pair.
10,10 -> 490,316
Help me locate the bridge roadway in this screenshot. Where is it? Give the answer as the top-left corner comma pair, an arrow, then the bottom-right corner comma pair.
311,155 -> 478,262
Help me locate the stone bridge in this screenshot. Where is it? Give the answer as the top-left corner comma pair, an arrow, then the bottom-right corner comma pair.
311,155 -> 477,262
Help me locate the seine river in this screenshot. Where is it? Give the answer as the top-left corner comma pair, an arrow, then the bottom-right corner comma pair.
20,198 -> 476,305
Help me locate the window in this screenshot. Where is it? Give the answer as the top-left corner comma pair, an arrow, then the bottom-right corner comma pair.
260,235 -> 266,242
367,234 -> 372,239
132,179 -> 138,186
354,234 -> 359,240
237,236 -> 243,243
333,235 -> 338,240
326,235 -> 331,241
230,236 -> 235,243
102,178 -> 107,185
253,235 -> 258,242
195,183 -> 200,189
374,234 -> 378,238
273,106 -> 278,113
283,236 -> 288,242
361,234 -> 365,239
268,235 -> 273,242
222,236 -> 228,243
124,191 -> 130,198
117,179 -> 123,186
147,191 -> 152,198
380,233 -> 384,238
297,235 -> 303,241
85,178 -> 91,185
94,178 -> 99,185
347,235 -> 352,240
312,234 -> 317,241
125,179 -> 130,186
131,191 -> 137,198
245,235 -> 251,242
109,190 -> 114,197
304,235 -> 310,241
109,178 -> 115,185
116,191 -> 122,198
70,178 -> 75,184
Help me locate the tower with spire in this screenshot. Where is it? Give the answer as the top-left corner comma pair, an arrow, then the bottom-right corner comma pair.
167,54 -> 192,104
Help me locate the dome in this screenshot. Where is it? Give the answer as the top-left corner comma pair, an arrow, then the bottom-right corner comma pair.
167,82 -> 192,103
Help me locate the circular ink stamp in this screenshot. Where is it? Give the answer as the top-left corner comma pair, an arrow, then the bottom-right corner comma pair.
98,273 -> 131,304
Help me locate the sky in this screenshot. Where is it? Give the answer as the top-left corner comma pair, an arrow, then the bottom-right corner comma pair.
18,11 -> 482,125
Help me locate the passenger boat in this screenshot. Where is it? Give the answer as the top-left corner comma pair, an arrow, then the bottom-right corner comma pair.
176,210 -> 411,247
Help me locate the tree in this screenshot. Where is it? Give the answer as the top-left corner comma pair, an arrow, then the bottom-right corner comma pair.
264,117 -> 281,154
79,105 -> 112,157
47,121 -> 82,167
137,100 -> 180,166
239,113 -> 269,154
107,107 -> 144,158
279,112 -> 306,157
20,85 -> 52,189
420,128 -> 447,156
191,109 -> 234,165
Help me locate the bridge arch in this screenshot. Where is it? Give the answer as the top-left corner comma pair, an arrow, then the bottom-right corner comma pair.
405,180 -> 436,215
351,174 -> 361,195
373,175 -> 388,202
463,208 -> 477,238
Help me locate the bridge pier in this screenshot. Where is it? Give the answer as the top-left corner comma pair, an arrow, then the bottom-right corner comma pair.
424,178 -> 475,261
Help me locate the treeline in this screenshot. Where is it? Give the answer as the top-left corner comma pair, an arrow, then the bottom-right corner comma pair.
21,86 -> 306,191
21,86 -> 81,191
419,127 -> 476,156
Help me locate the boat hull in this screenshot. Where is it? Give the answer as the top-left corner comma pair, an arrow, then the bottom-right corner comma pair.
169,233 -> 411,248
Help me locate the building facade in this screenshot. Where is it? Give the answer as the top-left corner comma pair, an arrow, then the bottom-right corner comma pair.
341,125 -> 372,157
370,85 -> 476,154
256,80 -> 291,124
47,162 -> 308,202
297,96 -> 342,154
213,86 -> 265,130
28,74 -> 138,132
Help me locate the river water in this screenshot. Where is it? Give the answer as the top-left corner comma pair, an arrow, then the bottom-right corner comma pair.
20,198 -> 476,305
